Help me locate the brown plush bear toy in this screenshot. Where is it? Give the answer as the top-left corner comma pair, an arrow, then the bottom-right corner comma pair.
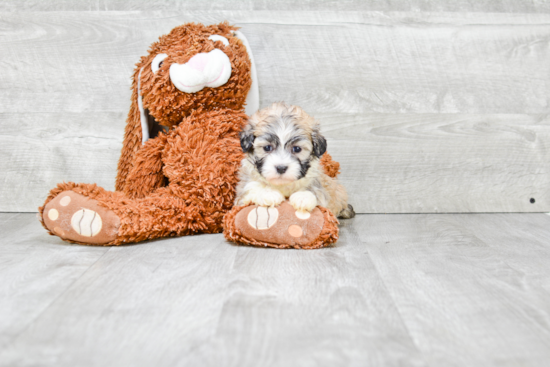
39,22 -> 341,247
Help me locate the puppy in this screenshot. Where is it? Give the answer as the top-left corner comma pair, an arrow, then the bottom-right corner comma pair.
235,102 -> 355,219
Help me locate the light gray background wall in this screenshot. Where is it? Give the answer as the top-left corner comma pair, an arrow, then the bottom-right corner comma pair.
1,1 -> 549,213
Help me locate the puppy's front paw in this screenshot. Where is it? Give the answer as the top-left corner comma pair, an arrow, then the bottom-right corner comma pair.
289,191 -> 317,212
243,188 -> 285,208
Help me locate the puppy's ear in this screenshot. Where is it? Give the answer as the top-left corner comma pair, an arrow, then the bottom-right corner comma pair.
312,131 -> 327,157
239,125 -> 255,153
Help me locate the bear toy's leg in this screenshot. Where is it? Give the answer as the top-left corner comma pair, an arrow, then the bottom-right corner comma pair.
223,202 -> 340,249
122,133 -> 168,200
39,134 -> 171,246
39,181 -> 231,246
41,186 -> 121,245
39,109 -> 247,246
39,183 -> 125,245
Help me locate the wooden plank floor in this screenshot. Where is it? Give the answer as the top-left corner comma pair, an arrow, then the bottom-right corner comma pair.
1,213 -> 549,366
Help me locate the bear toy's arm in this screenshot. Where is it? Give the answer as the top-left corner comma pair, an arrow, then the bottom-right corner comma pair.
320,153 -> 340,179
161,109 -> 249,219
122,132 -> 168,200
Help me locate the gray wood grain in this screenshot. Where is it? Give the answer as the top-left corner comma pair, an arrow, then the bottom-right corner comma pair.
2,212 -> 550,366
1,11 -> 549,212
2,0 -> 550,13
353,213 -> 550,366
0,213 -> 424,367
0,112 -> 124,211
0,213 -> 109,350
202,221 -> 424,367
322,113 -> 550,213
5,111 -> 548,213
2,11 -> 550,114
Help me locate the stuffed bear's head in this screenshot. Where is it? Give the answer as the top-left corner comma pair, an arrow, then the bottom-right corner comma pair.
135,22 -> 254,130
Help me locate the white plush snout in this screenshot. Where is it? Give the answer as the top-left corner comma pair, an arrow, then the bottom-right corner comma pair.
169,49 -> 232,93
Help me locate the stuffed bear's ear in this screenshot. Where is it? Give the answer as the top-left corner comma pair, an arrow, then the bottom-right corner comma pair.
233,31 -> 259,117
312,130 -> 327,157
239,125 -> 255,153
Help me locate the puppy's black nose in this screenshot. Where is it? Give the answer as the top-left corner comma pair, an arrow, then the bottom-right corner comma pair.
276,165 -> 288,174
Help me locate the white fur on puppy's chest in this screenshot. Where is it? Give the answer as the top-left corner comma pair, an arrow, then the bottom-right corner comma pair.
241,182 -> 285,207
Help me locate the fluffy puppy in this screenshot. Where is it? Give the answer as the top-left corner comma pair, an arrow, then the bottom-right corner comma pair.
235,102 -> 355,219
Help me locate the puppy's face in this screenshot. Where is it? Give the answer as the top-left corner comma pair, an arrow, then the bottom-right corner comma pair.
240,103 -> 327,185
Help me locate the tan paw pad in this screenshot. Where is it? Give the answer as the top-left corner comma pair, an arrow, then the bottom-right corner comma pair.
288,225 -> 303,237
59,195 -> 71,206
71,209 -> 103,237
41,190 -> 120,245
48,209 -> 59,221
53,227 -> 65,236
235,202 -> 325,248
295,210 -> 310,220
247,206 -> 279,230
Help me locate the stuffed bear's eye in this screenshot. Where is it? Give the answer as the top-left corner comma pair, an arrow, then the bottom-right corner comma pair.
208,35 -> 229,47
151,53 -> 168,73
292,146 -> 302,153
263,145 -> 273,152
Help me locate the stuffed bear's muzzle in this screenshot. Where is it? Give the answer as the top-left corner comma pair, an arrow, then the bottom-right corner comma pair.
169,49 -> 232,93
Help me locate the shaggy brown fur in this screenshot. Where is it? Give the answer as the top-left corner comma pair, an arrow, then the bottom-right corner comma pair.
116,22 -> 252,193
320,153 -> 340,178
39,22 -> 342,246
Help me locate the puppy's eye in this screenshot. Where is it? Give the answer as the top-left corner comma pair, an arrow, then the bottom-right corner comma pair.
263,145 -> 273,152
151,53 -> 168,73
292,146 -> 302,153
